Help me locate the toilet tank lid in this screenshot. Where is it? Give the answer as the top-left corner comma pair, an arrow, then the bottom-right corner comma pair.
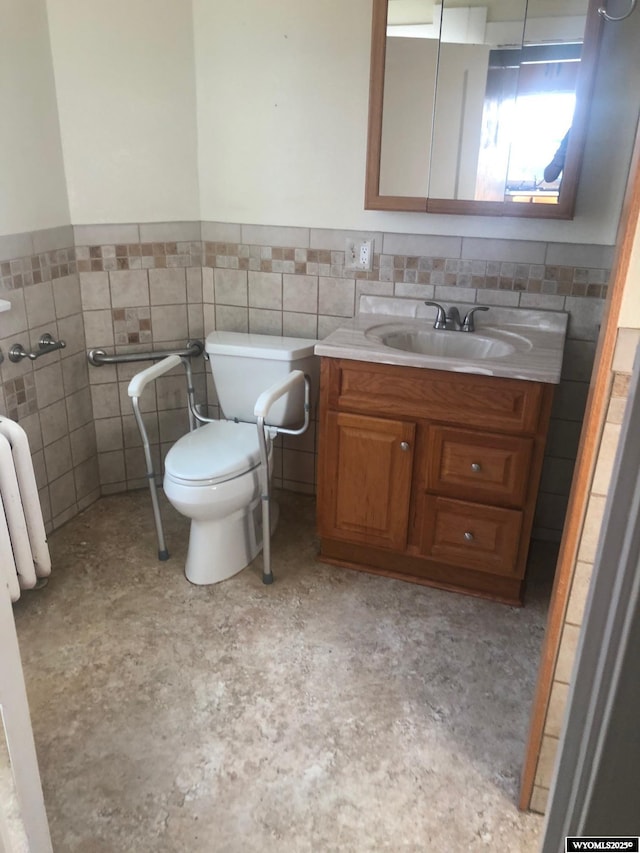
205,331 -> 317,360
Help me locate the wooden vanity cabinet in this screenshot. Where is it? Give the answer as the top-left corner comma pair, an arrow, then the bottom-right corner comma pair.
316,358 -> 555,605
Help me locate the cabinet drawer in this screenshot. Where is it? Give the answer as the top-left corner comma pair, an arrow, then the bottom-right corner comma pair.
421,496 -> 523,577
328,359 -> 544,433
427,426 -> 533,507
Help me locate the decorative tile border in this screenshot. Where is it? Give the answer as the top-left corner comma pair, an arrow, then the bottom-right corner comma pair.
0,248 -> 77,290
201,243 -> 608,298
0,241 -> 595,300
76,242 -> 203,272
3,373 -> 37,421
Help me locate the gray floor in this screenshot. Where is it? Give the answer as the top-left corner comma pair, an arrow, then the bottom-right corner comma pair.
12,490 -> 552,852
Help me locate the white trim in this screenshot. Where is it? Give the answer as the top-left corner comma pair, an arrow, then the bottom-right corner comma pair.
0,581 -> 52,852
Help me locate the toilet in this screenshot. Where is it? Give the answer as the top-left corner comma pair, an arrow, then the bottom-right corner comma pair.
163,331 -> 317,585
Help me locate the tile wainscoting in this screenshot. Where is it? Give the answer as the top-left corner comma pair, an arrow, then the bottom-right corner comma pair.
1,222 -> 611,540
0,227 -> 98,532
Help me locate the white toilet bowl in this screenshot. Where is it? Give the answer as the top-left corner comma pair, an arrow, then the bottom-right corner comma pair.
161,331 -> 317,585
163,420 -> 274,585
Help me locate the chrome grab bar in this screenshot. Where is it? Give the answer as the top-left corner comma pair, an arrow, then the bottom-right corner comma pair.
9,333 -> 66,363
87,339 -> 204,367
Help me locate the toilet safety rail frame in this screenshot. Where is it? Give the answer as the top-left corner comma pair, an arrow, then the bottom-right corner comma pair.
87,341 -> 204,559
124,351 -> 310,584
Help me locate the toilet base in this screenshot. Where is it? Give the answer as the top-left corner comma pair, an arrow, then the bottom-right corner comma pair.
184,496 -> 279,585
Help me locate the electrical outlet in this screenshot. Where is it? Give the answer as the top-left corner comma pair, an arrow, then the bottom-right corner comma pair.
345,238 -> 374,271
359,242 -> 371,269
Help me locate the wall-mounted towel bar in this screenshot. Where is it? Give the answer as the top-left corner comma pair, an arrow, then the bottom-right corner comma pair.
9,333 -> 66,363
87,339 -> 204,367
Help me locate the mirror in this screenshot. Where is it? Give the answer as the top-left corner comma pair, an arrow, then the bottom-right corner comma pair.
366,0 -> 603,217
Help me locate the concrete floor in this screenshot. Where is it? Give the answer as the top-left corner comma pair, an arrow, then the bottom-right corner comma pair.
10,490 -> 553,852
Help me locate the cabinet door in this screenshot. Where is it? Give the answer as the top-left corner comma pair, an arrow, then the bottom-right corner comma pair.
319,412 -> 415,550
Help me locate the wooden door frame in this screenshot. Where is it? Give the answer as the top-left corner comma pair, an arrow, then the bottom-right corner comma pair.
519,119 -> 640,809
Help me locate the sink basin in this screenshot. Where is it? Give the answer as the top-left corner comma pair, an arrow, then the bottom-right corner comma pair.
365,323 -> 530,360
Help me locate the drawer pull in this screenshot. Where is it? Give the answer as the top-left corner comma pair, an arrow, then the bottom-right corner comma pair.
400,441 -> 410,452
464,531 -> 474,542
471,462 -> 482,472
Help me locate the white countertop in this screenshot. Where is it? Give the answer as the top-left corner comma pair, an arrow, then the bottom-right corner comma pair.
314,296 -> 568,385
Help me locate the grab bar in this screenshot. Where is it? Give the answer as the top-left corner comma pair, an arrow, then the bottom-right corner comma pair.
127,354 -> 199,561
255,371 -> 311,585
87,339 -> 204,367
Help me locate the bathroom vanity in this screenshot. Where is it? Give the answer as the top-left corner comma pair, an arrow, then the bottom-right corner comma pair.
315,298 -> 568,605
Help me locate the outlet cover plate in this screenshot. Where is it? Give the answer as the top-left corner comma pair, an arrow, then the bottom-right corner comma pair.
345,238 -> 374,272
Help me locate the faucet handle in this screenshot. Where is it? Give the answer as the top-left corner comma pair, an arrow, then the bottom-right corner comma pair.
424,301 -> 447,330
462,306 -> 489,332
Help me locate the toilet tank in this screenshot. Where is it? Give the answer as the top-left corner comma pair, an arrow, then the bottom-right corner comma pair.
205,332 -> 319,426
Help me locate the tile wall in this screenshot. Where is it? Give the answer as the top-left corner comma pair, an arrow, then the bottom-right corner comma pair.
204,223 -> 608,540
529,327 -> 639,814
1,222 -> 611,540
0,228 -> 99,532
78,227 -> 209,496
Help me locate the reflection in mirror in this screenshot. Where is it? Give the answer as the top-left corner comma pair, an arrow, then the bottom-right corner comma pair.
429,0 -> 528,201
369,0 -> 601,216
379,1 -> 438,196
506,0 -> 588,205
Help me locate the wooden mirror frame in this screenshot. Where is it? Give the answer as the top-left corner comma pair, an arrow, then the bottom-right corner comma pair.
365,0 -> 604,218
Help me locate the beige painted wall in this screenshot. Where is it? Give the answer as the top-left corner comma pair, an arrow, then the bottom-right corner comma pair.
193,0 -> 372,231
34,1 -> 640,244
192,0 -> 639,242
45,0 -> 200,225
0,0 -> 70,236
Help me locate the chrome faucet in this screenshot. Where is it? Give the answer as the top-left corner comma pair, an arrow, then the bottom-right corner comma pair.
461,306 -> 489,332
424,302 -> 489,332
424,301 -> 455,329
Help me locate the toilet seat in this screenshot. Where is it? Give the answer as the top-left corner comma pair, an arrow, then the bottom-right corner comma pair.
164,420 -> 262,487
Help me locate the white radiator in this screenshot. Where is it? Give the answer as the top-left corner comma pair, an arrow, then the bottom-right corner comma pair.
0,417 -> 51,602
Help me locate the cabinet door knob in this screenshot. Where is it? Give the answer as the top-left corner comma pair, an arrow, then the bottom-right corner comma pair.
471,462 -> 482,472
464,531 -> 474,541
400,441 -> 410,451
